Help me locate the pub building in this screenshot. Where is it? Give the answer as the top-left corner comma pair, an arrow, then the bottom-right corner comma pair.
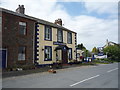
35,19 -> 77,66
1,5 -> 77,69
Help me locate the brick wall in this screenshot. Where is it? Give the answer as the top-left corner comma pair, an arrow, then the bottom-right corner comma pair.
2,12 -> 35,67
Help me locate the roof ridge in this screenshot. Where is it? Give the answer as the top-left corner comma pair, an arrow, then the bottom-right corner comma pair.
1,7 -> 76,33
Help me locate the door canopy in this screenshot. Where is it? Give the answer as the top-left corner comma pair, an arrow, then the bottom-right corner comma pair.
54,45 -> 69,51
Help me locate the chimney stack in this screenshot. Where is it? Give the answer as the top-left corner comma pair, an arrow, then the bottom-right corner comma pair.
54,18 -> 62,26
16,5 -> 25,14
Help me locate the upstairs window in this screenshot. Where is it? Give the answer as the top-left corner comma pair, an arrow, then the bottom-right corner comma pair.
19,22 -> 26,35
45,26 -> 52,40
68,32 -> 72,44
18,46 -> 26,60
57,29 -> 63,42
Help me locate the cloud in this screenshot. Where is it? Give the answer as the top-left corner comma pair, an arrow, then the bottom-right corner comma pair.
58,0 -> 119,2
84,2 -> 118,15
0,0 -> 118,51
64,15 -> 118,50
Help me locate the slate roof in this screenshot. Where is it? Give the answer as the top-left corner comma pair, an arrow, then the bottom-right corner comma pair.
103,41 -> 119,48
1,7 -> 76,33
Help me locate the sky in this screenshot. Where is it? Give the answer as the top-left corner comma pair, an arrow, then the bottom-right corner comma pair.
0,0 -> 119,51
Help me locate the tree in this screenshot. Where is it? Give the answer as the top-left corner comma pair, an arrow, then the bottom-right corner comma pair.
77,43 -> 86,50
83,50 -> 91,58
103,45 -> 120,62
76,43 -> 92,58
91,47 -> 98,54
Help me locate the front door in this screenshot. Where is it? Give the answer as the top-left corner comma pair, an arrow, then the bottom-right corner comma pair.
0,49 -> 7,68
62,49 -> 68,64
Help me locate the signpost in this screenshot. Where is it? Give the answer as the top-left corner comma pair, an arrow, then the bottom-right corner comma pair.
53,41 -> 66,45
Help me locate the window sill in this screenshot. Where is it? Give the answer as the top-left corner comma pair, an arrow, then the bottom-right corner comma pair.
44,59 -> 52,61
17,60 -> 26,61
67,43 -> 72,44
57,41 -> 63,43
45,39 -> 52,41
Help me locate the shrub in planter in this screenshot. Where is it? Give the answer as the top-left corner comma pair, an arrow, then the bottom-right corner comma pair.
6,67 -> 12,71
11,65 -> 18,71
21,65 -> 29,70
69,62 -> 73,65
55,63 -> 62,69
54,60 -> 62,69
73,60 -> 79,64
17,64 -> 35,70
69,60 -> 74,64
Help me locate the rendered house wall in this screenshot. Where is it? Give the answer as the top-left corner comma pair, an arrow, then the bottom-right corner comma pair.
35,23 -> 77,65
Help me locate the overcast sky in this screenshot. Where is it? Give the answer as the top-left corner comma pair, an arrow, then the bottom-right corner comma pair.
0,0 -> 119,51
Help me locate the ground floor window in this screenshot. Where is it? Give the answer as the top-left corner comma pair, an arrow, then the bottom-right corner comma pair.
77,53 -> 80,58
68,48 -> 72,60
18,46 -> 26,60
44,46 -> 52,61
56,50 -> 62,60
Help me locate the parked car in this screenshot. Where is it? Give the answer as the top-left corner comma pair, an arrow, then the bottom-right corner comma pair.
84,57 -> 92,62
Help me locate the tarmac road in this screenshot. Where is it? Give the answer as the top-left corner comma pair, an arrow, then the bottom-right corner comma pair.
2,63 -> 118,88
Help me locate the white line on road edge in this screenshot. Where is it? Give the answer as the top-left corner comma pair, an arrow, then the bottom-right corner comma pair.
70,75 -> 100,87
107,68 -> 118,73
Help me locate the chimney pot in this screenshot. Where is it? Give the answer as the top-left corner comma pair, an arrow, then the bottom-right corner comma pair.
16,5 -> 25,14
54,18 -> 62,26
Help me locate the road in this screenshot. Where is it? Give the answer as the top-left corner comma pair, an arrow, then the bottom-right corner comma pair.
2,63 -> 118,88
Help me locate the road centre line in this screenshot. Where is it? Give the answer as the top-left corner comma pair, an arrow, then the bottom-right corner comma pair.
107,68 -> 118,73
70,75 -> 100,87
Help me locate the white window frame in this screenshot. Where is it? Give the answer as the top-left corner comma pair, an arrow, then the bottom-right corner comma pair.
19,22 -> 26,35
45,26 -> 52,40
68,32 -> 72,44
44,46 -> 52,61
18,47 -> 26,61
58,30 -> 63,42
68,48 -> 72,60
45,27 -> 51,40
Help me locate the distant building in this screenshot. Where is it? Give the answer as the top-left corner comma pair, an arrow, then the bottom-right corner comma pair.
95,39 -> 118,59
76,48 -> 84,62
103,39 -> 118,48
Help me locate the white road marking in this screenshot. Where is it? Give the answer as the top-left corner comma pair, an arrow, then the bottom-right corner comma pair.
70,75 -> 100,87
107,68 -> 118,73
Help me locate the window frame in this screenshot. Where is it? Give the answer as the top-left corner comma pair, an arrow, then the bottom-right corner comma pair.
44,46 -> 52,61
67,32 -> 72,44
57,29 -> 63,43
44,25 -> 52,41
18,46 -> 26,61
19,21 -> 27,35
68,48 -> 72,60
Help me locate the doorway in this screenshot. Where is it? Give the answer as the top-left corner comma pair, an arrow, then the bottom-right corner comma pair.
0,49 -> 7,68
55,45 -> 69,64
62,47 -> 68,64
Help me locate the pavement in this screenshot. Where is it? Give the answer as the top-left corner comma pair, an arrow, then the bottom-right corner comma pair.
2,63 -> 95,78
2,63 -> 119,88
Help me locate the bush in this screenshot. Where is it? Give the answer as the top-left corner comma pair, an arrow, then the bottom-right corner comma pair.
103,45 -> 120,61
21,65 -> 35,70
52,62 -> 62,69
